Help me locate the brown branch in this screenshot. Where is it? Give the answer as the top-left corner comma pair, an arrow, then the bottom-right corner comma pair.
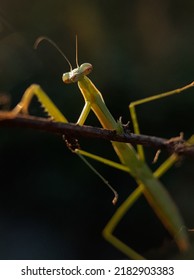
0,113 -> 194,158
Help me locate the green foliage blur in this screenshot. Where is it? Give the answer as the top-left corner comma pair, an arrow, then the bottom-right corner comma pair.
0,0 -> 194,259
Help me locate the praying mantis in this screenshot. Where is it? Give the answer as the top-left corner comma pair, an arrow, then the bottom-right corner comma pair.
0,36 -> 194,259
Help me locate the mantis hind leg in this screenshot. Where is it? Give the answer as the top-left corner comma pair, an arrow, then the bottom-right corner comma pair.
129,81 -> 194,161
106,83 -> 194,259
75,148 -> 184,259
103,154 -> 178,259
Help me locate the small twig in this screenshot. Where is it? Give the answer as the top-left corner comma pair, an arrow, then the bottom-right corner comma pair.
0,113 -> 194,158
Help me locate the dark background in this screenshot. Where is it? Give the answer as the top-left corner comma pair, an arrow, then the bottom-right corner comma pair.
0,0 -> 194,259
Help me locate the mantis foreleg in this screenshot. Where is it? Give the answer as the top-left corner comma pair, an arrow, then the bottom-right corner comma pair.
0,84 -> 68,123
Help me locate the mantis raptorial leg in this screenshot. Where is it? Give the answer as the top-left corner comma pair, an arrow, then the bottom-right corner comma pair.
1,36 -> 193,259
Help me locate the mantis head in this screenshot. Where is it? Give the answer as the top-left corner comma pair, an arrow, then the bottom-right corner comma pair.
62,35 -> 93,84
62,63 -> 93,84
34,36 -> 93,84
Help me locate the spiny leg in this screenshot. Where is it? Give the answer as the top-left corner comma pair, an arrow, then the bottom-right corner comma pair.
0,84 -> 68,123
103,154 -> 179,259
2,84 -> 123,204
7,84 -> 129,205
129,81 -> 194,161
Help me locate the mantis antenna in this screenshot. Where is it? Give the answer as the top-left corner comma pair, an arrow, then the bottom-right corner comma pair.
34,36 -> 73,71
75,34 -> 79,67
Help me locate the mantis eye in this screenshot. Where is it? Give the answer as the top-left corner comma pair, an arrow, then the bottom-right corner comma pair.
62,72 -> 72,84
79,63 -> 93,76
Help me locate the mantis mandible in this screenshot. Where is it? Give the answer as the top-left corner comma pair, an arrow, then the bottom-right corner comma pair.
1,36 -> 193,259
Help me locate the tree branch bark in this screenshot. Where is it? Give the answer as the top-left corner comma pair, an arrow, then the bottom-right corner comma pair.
0,113 -> 194,158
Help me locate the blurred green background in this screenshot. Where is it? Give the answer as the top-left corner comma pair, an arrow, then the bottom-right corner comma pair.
0,0 -> 194,259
